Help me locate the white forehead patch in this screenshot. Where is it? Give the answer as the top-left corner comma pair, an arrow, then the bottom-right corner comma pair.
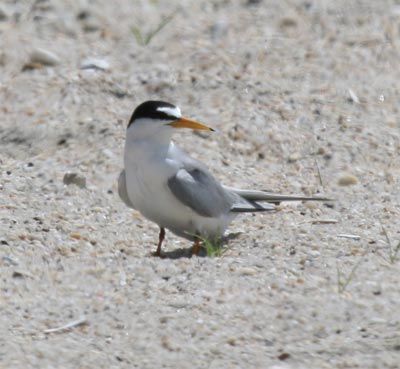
157,106 -> 182,118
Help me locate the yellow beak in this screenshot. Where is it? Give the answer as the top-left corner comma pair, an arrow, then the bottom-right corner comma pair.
168,117 -> 214,131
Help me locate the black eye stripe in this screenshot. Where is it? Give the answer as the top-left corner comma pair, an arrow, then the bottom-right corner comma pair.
128,101 -> 178,128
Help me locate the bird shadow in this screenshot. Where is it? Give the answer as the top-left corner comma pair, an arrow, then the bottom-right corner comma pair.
155,232 -> 243,259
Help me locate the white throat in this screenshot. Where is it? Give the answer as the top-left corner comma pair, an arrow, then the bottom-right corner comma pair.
124,119 -> 173,166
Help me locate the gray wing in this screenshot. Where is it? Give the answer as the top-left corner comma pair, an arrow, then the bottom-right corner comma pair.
167,144 -> 276,216
168,166 -> 233,218
118,170 -> 136,209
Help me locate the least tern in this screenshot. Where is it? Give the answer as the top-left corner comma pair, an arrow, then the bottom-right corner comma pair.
119,100 -> 330,256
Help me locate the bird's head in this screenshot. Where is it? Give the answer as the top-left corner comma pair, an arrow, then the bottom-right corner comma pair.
126,101 -> 214,141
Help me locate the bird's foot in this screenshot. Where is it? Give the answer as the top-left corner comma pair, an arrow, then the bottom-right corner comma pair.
191,239 -> 204,256
151,227 -> 166,258
151,250 -> 166,258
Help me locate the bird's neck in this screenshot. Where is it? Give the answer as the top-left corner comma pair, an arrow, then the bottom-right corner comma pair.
125,130 -> 172,163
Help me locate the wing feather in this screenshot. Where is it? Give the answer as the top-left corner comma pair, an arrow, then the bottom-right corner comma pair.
223,186 -> 333,204
168,167 -> 232,218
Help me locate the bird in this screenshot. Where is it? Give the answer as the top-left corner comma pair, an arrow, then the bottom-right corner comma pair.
118,100 -> 331,257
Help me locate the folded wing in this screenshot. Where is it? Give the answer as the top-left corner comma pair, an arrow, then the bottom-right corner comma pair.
167,167 -> 232,217
168,166 -> 276,217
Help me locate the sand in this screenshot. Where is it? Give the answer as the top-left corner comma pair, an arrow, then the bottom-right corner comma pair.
1,0 -> 400,368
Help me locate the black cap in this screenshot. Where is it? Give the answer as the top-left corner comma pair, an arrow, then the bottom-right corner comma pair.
128,101 -> 179,128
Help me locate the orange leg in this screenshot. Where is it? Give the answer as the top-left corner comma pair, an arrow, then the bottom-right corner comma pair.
153,227 -> 165,257
191,237 -> 201,256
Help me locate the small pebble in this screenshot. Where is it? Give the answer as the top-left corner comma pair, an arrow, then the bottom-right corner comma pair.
12,271 -> 25,279
337,173 -> 358,186
70,233 -> 82,240
304,202 -> 317,209
278,352 -> 291,360
372,286 -> 382,295
348,88 -> 360,104
288,152 -> 301,163
238,267 -> 258,276
63,173 -> 86,188
29,48 -> 60,66
280,17 -> 297,28
80,58 -> 110,71
0,6 -> 9,21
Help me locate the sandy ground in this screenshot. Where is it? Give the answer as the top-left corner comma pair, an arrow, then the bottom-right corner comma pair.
1,0 -> 400,368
